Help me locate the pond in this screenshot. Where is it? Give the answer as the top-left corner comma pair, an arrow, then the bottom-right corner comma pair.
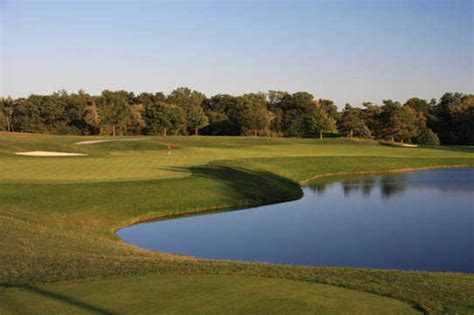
117,168 -> 474,273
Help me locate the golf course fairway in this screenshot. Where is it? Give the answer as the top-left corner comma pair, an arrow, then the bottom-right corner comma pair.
1,132 -> 473,314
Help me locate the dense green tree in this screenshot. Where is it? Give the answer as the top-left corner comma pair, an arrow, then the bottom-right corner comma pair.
167,87 -> 208,135
267,90 -> 290,110
432,93 -> 460,143
143,102 -> 185,136
338,104 -> 371,138
319,99 -> 340,121
237,93 -> 271,136
361,102 -> 382,136
269,107 -> 284,136
377,100 -> 406,141
280,92 -> 314,112
416,127 -> 440,145
302,104 -> 336,139
404,97 -> 436,129
1,97 -> 14,131
262,91 -> 287,135
0,102 -> 6,131
202,111 -> 230,135
97,90 -> 131,136
84,101 -> 101,135
404,97 -> 431,117
13,96 -> 43,132
188,104 -> 209,135
202,94 -> 240,135
0,89 -> 469,144
128,104 -> 146,135
136,92 -> 166,107
432,93 -> 474,144
271,92 -> 335,138
377,100 -> 422,143
65,90 -> 93,134
277,92 -> 315,136
39,92 -> 69,133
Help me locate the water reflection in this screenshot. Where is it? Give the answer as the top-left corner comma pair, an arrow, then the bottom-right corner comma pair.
379,175 -> 407,198
308,182 -> 327,195
308,174 -> 407,199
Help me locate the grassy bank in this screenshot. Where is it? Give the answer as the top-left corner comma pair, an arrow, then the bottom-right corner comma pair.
1,132 -> 473,314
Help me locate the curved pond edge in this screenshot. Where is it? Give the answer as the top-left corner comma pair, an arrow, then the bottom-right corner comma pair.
113,163 -> 472,235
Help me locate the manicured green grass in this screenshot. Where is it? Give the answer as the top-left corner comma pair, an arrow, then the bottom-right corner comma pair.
0,274 -> 418,314
1,132 -> 473,314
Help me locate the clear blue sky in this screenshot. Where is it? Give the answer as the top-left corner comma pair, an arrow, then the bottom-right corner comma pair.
1,0 -> 473,106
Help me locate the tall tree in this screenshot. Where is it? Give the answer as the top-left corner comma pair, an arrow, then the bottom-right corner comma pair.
98,90 -> 131,136
377,100 -> 421,143
237,93 -> 271,136
13,96 -> 43,132
1,97 -> 14,131
432,93 -> 474,144
278,92 -> 315,136
66,90 -> 93,134
302,104 -> 336,139
338,104 -> 371,138
136,92 -> 166,108
361,102 -> 382,136
448,95 -> 474,144
39,91 -> 69,133
143,102 -> 185,136
201,94 -> 239,135
188,104 -> 209,135
267,90 -> 290,110
272,92 -> 335,138
128,104 -> 146,135
404,97 -> 431,117
167,87 -> 208,135
404,97 -> 436,129
84,101 -> 101,134
319,99 -> 340,121
0,101 -> 6,131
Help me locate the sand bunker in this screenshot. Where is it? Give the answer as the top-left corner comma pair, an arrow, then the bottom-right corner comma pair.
382,141 -> 418,148
15,151 -> 88,157
75,138 -> 146,145
75,140 -> 112,145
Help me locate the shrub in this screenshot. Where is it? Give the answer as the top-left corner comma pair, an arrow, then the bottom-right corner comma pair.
416,128 -> 440,145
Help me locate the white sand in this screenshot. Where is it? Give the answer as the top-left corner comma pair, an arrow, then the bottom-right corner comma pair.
15,151 -> 88,157
75,140 -> 112,145
75,138 -> 146,145
382,141 -> 419,148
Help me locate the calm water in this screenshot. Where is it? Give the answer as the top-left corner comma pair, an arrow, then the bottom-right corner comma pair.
118,168 -> 474,273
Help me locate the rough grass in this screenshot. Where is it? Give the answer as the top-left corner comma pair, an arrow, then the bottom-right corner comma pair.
0,132 -> 473,314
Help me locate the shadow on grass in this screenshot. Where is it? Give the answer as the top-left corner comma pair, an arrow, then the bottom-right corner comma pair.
166,163 -> 303,206
1,283 -> 114,314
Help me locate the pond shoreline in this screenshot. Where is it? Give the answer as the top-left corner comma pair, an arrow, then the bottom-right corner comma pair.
117,166 -> 474,274
114,164 -> 472,235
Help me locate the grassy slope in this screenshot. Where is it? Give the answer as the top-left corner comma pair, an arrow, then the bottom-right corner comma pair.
0,132 -> 473,314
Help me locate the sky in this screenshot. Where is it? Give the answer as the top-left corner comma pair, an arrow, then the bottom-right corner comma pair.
1,0 -> 473,107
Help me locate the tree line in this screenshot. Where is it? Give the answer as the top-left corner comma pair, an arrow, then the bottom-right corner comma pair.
1,88 -> 472,145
